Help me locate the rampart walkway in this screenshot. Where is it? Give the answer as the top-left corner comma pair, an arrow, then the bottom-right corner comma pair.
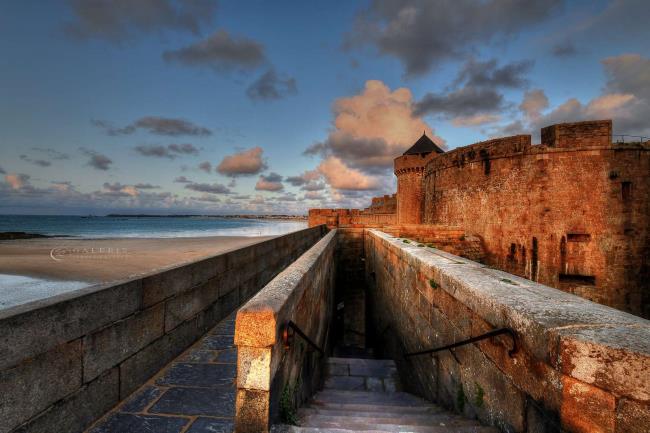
87,313 -> 237,433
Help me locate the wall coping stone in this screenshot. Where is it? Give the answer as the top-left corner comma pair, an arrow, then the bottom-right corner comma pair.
368,229 -> 650,402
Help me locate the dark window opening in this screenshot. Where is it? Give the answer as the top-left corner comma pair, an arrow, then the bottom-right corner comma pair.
567,233 -> 591,242
508,243 -> 516,261
560,236 -> 567,272
531,237 -> 538,281
483,158 -> 491,175
622,181 -> 632,202
559,274 -> 596,285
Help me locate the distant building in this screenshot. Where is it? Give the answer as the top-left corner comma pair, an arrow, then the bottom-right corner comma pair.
309,120 -> 650,319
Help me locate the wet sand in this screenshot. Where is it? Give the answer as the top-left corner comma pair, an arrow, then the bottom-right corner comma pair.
0,236 -> 273,283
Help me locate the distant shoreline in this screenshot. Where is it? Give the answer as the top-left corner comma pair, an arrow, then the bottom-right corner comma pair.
104,214 -> 307,221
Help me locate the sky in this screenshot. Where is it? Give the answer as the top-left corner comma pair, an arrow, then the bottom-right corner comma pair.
1,0 -> 649,215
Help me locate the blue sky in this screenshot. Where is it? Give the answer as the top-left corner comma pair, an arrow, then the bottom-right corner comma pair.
1,0 -> 649,214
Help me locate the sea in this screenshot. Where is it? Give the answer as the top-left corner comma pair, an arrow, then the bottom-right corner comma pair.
0,215 -> 307,311
0,214 -> 307,238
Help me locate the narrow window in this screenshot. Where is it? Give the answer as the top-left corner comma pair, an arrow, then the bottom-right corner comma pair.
622,182 -> 632,202
531,237 -> 538,281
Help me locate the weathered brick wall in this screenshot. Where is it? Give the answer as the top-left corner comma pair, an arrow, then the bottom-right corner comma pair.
234,230 -> 337,433
0,226 -> 327,433
364,229 -> 650,433
423,126 -> 650,318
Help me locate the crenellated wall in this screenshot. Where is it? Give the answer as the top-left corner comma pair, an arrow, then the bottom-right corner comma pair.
422,121 -> 650,317
364,229 -> 650,433
0,226 -> 326,433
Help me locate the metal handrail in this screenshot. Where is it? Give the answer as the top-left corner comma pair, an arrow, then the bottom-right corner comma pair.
282,320 -> 324,356
612,134 -> 649,143
403,328 -> 517,359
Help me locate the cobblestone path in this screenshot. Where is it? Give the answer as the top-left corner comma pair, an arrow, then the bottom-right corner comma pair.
87,313 -> 237,433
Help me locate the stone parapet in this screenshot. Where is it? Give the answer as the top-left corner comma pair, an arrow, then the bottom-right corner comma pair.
0,225 -> 327,433
234,230 -> 337,433
364,229 -> 650,433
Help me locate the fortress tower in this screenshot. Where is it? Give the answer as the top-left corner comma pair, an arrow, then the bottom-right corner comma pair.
394,132 -> 444,224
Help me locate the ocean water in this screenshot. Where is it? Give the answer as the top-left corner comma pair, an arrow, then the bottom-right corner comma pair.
0,215 -> 307,238
0,274 -> 89,310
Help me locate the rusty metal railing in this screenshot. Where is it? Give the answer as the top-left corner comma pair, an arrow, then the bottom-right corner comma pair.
282,320 -> 324,356
403,328 -> 517,359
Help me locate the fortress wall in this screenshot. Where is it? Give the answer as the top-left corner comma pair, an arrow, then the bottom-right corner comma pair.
364,229 -> 650,433
234,230 -> 337,433
308,208 -> 397,229
0,226 -> 326,433
541,119 -> 612,148
423,135 -> 650,317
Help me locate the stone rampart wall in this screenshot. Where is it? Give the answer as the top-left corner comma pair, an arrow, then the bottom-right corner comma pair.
234,229 -> 337,433
364,229 -> 650,433
0,226 -> 326,433
423,139 -> 650,317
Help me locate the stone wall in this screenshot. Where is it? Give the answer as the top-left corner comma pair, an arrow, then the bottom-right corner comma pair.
364,228 -> 650,433
0,226 -> 326,433
308,208 -> 396,229
234,230 -> 337,433
423,123 -> 650,318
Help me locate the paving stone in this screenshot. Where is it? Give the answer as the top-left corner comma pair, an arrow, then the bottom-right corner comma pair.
203,334 -> 235,350
181,349 -> 218,363
215,348 -> 238,364
324,376 -> 366,391
186,417 -> 234,433
149,386 -> 235,417
326,362 -> 349,376
366,377 -> 384,392
90,413 -> 189,433
156,363 -> 236,387
119,386 -> 163,413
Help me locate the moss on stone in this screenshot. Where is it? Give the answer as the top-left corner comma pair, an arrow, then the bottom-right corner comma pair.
474,382 -> 484,408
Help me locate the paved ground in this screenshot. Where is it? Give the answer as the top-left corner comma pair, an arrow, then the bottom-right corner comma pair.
86,313 -> 237,433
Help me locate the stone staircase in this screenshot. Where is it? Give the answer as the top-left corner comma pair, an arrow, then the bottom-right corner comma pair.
274,357 -> 498,433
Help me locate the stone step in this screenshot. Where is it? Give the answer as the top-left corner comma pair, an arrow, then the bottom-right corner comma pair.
309,401 -> 442,414
312,390 -> 428,406
298,410 -> 473,426
323,375 -> 399,392
277,424 -> 499,433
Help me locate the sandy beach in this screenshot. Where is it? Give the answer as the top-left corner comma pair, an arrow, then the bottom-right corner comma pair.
0,235 -> 273,283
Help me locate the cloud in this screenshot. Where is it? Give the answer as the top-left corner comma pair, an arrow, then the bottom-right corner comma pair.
246,69 -> 298,101
163,30 -> 265,73
519,89 -> 549,120
318,157 -> 379,191
135,143 -> 200,159
453,58 -> 533,89
304,191 -> 324,200
134,183 -> 160,189
414,58 -> 533,124
552,40 -> 577,57
81,148 -> 113,170
174,176 -> 192,183
286,170 -> 320,187
5,173 -> 30,190
184,182 -> 231,194
492,54 -> 650,139
415,87 -> 504,119
346,0 -> 562,76
255,172 -> 284,192
305,80 -> 440,172
20,155 -> 52,167
32,147 -> 70,160
93,117 -> 211,136
216,147 -> 267,177
102,182 -> 140,197
198,161 -> 212,173
64,0 -> 217,44
451,114 -> 501,127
